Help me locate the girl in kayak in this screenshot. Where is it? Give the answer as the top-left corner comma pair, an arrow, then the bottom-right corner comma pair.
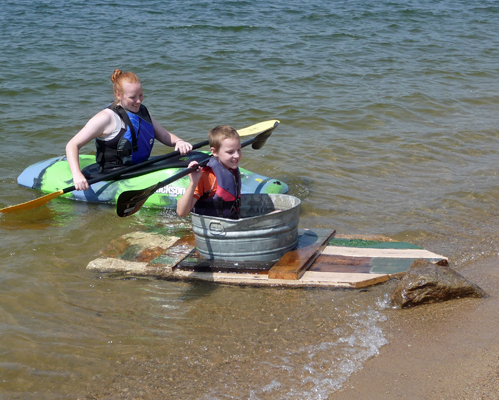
66,69 -> 192,191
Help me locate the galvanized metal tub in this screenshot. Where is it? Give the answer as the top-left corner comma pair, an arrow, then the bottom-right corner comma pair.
191,194 -> 301,262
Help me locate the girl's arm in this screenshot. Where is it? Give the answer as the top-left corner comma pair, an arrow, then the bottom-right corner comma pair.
66,109 -> 115,191
151,115 -> 193,155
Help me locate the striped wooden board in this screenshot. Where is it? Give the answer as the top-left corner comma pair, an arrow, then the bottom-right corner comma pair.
87,230 -> 448,288
310,237 -> 447,276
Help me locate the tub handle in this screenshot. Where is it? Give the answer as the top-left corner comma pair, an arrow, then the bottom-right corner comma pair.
209,222 -> 225,236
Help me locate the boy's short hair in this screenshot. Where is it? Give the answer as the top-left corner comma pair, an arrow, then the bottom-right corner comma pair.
209,125 -> 240,151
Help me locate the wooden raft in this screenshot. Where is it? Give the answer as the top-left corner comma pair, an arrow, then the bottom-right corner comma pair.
87,229 -> 448,288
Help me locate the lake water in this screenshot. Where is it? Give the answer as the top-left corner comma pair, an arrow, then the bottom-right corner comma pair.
2,0 -> 499,398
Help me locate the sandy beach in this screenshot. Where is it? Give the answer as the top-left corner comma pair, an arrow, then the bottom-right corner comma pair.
332,257 -> 499,400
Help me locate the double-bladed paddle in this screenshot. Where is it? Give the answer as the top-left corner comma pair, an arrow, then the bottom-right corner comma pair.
116,120 -> 279,217
0,120 -> 279,214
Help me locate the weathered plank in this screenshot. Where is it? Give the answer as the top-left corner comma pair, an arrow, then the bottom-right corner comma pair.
268,229 -> 336,280
310,254 -> 372,273
300,271 -> 390,288
99,231 -> 179,262
173,269 -> 389,288
322,246 -> 447,260
170,231 -> 197,249
86,229 -> 449,289
87,257 -> 150,274
176,250 -> 275,273
159,232 -> 197,268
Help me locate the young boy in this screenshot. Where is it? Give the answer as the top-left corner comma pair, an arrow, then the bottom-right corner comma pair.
176,125 -> 242,219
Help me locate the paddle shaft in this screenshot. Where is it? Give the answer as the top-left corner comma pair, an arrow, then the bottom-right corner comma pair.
58,119 -> 280,193
146,133 -> 257,194
0,141 -> 209,214
116,133 -> 269,217
87,120 -> 278,191
65,139 -> 210,194
0,120 -> 278,215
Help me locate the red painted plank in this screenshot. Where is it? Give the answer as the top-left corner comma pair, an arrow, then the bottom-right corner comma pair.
168,233 -> 197,270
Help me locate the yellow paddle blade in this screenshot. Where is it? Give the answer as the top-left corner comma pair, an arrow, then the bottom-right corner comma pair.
0,190 -> 65,214
238,120 -> 279,137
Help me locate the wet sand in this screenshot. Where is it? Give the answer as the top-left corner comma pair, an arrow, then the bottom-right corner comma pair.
332,256 -> 499,400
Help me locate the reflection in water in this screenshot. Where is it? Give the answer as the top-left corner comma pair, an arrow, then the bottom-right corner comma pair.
0,204 -> 61,230
0,198 -> 96,230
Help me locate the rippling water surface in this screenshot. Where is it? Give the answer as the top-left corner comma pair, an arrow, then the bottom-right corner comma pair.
2,0 -> 499,398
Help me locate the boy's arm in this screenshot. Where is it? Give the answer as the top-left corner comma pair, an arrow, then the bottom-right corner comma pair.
176,161 -> 203,217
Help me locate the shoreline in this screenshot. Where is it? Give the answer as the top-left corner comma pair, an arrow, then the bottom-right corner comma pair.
331,256 -> 499,399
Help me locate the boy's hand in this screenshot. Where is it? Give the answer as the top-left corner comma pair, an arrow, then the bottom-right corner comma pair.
176,160 -> 202,217
187,161 -> 203,184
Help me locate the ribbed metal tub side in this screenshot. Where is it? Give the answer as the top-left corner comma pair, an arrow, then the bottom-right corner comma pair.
191,194 -> 301,262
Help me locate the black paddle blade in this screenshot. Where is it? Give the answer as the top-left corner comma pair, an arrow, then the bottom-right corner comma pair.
116,184 -> 161,217
116,157 -> 211,217
251,121 -> 279,149
251,129 -> 273,149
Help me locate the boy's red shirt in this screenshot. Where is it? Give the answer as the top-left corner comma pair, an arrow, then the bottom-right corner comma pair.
193,168 -> 217,200
193,166 -> 238,200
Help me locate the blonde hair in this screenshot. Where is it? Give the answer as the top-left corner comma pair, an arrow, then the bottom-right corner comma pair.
209,125 -> 240,151
110,69 -> 140,100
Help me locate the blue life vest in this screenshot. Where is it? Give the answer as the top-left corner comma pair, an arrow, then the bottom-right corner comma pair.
193,157 -> 241,219
95,104 -> 155,172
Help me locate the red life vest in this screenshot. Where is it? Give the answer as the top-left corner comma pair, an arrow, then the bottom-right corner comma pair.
193,157 -> 241,219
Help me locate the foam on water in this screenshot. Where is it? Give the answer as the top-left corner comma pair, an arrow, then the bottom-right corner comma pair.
198,300 -> 389,400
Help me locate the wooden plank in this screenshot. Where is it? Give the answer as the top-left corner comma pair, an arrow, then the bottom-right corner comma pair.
170,232 -> 197,248
309,254 -> 372,273
268,229 -> 336,280
329,238 -> 422,249
176,249 -> 275,273
99,231 -> 178,261
300,271 -> 390,288
322,246 -> 447,259
87,257 -> 149,273
174,270 -> 270,283
173,269 -> 389,288
162,233 -> 197,270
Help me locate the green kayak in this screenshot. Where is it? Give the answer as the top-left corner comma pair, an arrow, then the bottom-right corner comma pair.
17,152 -> 288,209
